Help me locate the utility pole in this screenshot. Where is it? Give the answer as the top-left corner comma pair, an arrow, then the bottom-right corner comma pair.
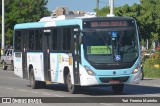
107,0 -> 115,17
96,0 -> 99,16
96,0 -> 99,10
1,0 -> 5,55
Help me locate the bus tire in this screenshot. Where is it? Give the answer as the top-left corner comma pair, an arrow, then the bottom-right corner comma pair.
2,61 -> 7,70
29,69 -> 39,89
112,84 -> 124,93
66,73 -> 78,94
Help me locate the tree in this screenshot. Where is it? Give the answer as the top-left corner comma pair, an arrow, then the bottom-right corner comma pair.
96,0 -> 160,43
0,0 -> 50,46
94,6 -> 110,16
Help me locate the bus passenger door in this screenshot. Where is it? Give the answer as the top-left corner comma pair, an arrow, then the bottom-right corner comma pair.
72,28 -> 81,85
43,30 -> 51,81
22,32 -> 28,79
14,31 -> 23,78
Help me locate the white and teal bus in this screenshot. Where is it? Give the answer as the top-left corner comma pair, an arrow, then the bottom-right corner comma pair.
14,15 -> 141,94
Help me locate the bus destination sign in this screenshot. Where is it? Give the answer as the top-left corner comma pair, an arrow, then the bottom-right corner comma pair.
91,21 -> 128,27
83,20 -> 134,29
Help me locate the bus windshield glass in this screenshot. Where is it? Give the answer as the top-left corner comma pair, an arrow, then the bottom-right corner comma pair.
83,27 -> 138,64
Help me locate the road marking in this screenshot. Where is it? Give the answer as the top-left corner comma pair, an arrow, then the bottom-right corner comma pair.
41,93 -> 52,96
17,89 -> 28,92
30,91 -> 41,94
54,95 -> 65,97
9,77 -> 24,80
141,83 -> 160,87
145,94 -> 160,97
100,103 -> 115,106
6,87 -> 14,90
33,91 -> 40,94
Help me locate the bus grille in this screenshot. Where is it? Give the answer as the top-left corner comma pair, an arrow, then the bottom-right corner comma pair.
99,76 -> 130,83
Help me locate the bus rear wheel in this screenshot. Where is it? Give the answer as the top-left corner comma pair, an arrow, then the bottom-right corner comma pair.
112,84 -> 124,93
29,69 -> 39,89
66,73 -> 78,94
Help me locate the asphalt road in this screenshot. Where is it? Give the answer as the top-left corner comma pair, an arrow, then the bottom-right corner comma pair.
0,68 -> 160,106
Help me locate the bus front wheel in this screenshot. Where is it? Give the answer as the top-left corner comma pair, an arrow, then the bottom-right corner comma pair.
112,84 -> 124,93
66,73 -> 78,94
29,70 -> 39,89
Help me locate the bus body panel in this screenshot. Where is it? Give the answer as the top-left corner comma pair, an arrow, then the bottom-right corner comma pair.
79,64 -> 141,86
129,72 -> 141,84
50,53 -> 74,84
79,64 -> 99,86
27,52 -> 45,81
79,45 -> 141,86
14,52 -> 23,78
50,53 -> 57,82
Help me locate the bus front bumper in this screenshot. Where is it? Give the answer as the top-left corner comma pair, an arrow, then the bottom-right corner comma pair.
80,73 -> 141,86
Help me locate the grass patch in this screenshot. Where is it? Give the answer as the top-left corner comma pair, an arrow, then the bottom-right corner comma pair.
144,67 -> 160,79
143,51 -> 160,79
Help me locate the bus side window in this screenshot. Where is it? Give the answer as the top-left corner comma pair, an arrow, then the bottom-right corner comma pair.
52,29 -> 58,50
35,30 -> 42,51
63,28 -> 71,51
29,30 -> 35,51
14,31 -> 21,51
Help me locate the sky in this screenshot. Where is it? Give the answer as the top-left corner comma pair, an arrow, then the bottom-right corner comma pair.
47,0 -> 140,12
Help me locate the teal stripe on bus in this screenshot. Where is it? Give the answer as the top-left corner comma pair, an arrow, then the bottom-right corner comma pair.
55,19 -> 82,29
14,22 -> 46,29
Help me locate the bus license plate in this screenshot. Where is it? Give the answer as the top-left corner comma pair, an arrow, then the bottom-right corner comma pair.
109,80 -> 120,84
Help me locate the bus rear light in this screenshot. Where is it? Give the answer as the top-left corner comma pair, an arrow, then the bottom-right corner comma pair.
84,66 -> 96,76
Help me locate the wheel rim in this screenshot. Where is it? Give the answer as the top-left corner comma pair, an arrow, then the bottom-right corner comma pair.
67,74 -> 72,90
30,73 -> 34,87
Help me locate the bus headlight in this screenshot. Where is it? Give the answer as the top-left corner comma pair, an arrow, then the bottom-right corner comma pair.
132,64 -> 140,74
84,66 -> 96,76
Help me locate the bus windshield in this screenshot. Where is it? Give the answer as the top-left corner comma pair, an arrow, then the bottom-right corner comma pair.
83,28 -> 138,64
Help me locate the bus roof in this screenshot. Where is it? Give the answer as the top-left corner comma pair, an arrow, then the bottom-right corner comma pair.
14,16 -> 135,30
14,18 -> 82,30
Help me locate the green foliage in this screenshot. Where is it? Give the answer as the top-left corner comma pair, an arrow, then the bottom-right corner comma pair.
143,50 -> 160,78
0,0 -> 50,46
96,0 -> 160,41
95,6 -> 110,16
